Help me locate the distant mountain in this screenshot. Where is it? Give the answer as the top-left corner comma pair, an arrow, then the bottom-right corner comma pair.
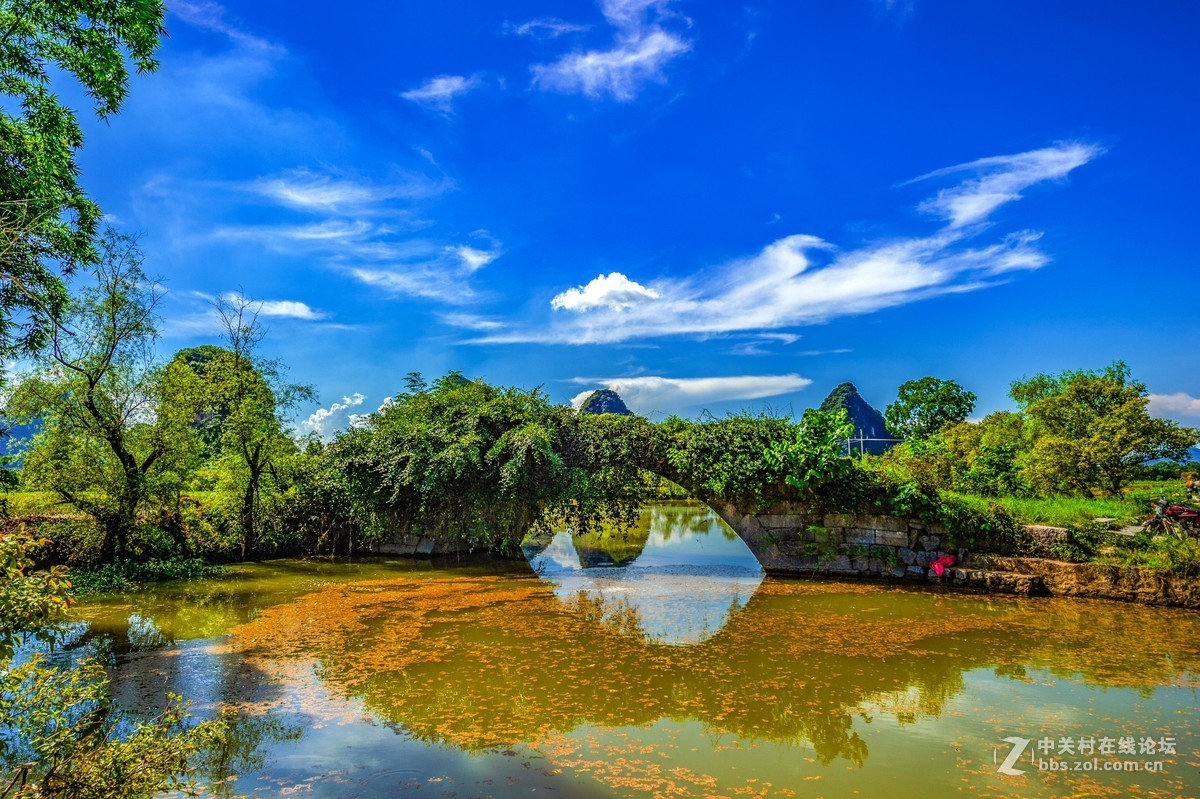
818,382 -> 897,455
578,389 -> 633,416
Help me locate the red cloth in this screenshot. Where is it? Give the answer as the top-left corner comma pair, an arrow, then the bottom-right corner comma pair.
929,554 -> 957,577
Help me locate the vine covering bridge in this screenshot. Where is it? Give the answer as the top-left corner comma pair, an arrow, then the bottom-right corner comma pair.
334,375 -> 966,584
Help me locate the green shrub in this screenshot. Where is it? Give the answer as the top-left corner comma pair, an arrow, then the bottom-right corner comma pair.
663,411 -> 797,508
69,557 -> 227,595
933,493 -> 1026,553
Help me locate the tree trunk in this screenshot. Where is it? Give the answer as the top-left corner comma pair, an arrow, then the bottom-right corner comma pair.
241,473 -> 258,558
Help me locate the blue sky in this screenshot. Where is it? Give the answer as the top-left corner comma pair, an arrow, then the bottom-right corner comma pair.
72,0 -> 1200,436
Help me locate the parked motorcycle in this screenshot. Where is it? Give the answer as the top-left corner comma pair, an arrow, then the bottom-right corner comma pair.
1142,496 -> 1200,537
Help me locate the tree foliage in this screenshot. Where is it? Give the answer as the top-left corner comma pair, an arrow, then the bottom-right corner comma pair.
0,532 -> 228,799
885,377 -> 976,442
179,295 -> 313,557
661,412 -> 798,508
328,373 -> 653,549
1011,361 -> 1198,495
0,0 -> 166,357
0,531 -> 70,659
8,232 -> 204,558
764,408 -> 855,496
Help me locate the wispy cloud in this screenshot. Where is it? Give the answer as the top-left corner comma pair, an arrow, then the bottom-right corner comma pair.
218,165 -> 499,303
438,312 -> 506,331
401,74 -> 483,113
169,0 -> 282,53
213,219 -> 374,245
478,143 -> 1100,344
221,292 -> 327,320
346,241 -> 502,304
569,374 -> 812,414
241,168 -> 448,214
531,0 -> 691,101
509,18 -> 592,39
452,245 -> 500,272
910,142 -> 1103,229
724,332 -> 801,356
160,289 -> 337,337
1148,392 -> 1200,420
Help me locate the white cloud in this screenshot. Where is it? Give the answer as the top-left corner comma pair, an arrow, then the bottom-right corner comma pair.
531,0 -> 690,101
569,374 -> 812,414
479,143 -> 1100,344
401,74 -> 483,113
438,312 -> 505,331
346,241 -> 499,303
242,167 -> 447,213
911,142 -> 1103,229
551,272 -> 661,311
347,397 -> 395,429
220,292 -> 327,320
451,245 -> 499,272
301,393 -> 366,440
1148,393 -> 1200,420
510,18 -> 592,39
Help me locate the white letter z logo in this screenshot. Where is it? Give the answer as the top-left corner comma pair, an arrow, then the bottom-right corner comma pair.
996,737 -> 1030,775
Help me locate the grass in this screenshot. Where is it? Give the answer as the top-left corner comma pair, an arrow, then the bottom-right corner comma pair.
944,481 -> 1191,530
3,490 -> 225,517
3,491 -> 77,516
943,491 -> 1138,529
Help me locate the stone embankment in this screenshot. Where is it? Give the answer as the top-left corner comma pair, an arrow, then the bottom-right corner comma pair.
370,532 -> 471,556
713,503 -> 1200,609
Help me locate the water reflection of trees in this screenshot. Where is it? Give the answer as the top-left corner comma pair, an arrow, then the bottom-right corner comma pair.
50,605 -> 303,797
226,576 -> 1200,767
524,502 -> 736,567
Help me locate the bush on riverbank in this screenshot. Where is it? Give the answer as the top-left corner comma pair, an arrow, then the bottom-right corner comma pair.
69,556 -> 229,594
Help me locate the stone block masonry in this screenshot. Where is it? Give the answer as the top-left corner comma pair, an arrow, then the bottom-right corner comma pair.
710,501 -> 960,581
708,501 -> 1200,608
370,532 -> 472,557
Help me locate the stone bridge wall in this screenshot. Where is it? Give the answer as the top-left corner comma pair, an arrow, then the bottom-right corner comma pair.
710,501 -> 962,580
370,532 -> 472,557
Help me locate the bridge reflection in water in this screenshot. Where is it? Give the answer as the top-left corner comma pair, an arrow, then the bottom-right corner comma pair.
523,502 -> 764,645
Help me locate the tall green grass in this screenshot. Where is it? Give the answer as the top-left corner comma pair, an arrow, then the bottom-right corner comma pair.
942,491 -> 1139,529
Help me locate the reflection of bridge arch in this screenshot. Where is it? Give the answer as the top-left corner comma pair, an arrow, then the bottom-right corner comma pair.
523,502 -> 764,645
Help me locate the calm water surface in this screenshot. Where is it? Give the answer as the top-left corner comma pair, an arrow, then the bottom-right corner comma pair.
67,502 -> 1200,798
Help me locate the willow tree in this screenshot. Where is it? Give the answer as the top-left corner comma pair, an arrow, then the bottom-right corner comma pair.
329,373 -> 652,549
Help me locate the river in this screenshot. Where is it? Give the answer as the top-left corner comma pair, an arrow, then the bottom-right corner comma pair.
64,501 -> 1200,798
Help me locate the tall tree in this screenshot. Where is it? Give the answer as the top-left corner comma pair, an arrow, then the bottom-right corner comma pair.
7,231 -> 203,559
1011,361 -> 1199,495
885,377 -> 977,441
201,294 -> 313,556
0,0 -> 166,357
